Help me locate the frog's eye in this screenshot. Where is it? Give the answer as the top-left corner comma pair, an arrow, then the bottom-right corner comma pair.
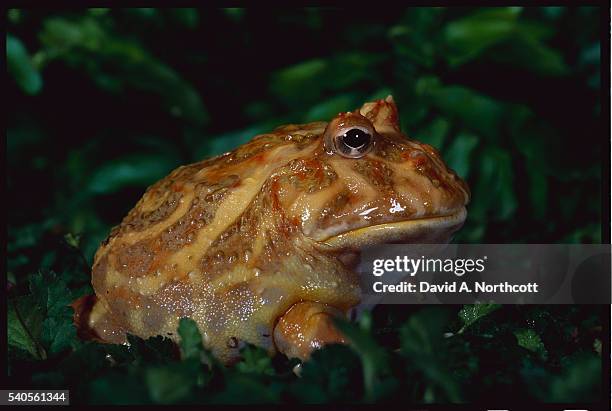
333,127 -> 374,158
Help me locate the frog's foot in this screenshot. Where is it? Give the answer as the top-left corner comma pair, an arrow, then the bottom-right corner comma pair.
71,294 -> 127,344
273,301 -> 347,361
71,294 -> 106,342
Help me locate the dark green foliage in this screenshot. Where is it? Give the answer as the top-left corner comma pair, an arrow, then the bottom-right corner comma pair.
6,7 -> 603,405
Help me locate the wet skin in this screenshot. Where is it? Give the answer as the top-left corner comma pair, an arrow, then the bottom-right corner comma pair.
75,96 -> 470,364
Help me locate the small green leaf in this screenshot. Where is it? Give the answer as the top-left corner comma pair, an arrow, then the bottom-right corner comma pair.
235,345 -> 275,376
64,232 -> 81,248
177,318 -> 203,360
458,303 -> 501,332
514,328 -> 547,360
7,34 -> 43,95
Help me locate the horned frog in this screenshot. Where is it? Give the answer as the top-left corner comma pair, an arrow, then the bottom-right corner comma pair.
75,96 -> 470,364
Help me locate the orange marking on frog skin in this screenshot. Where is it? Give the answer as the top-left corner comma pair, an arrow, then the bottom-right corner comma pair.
251,152 -> 267,164
368,159 -> 388,185
348,194 -> 360,205
401,151 -> 414,161
314,166 -> 323,181
412,155 -> 428,168
291,216 -> 301,227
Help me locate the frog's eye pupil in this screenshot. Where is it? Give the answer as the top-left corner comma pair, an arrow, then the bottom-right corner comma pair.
327,125 -> 375,158
343,128 -> 371,149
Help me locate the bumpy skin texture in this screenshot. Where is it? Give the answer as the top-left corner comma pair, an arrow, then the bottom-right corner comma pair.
85,96 -> 470,364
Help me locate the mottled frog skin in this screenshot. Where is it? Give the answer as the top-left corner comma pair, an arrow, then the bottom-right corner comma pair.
80,96 -> 470,364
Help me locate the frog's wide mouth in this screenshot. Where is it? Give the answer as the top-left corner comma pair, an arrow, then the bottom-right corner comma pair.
319,207 -> 467,250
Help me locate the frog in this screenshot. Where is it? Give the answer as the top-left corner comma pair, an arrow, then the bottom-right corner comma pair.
73,96 -> 470,364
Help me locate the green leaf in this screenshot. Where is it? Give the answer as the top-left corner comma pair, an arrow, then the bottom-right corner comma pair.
43,317 -> 77,354
291,344 -> 362,403
444,7 -> 523,67
167,8 -> 199,29
8,9 -> 22,24
417,117 -> 450,149
146,360 -> 200,404
458,303 -> 501,332
195,122 -> 278,159
8,297 -> 45,359
90,371 -> 152,404
527,172 -> 548,219
270,52 -> 383,105
210,374 -> 282,404
7,34 -> 43,95
87,154 -> 179,194
304,93 -> 359,122
223,8 -> 246,23
546,353 -> 601,402
424,82 -> 505,139
400,307 -> 462,402
469,147 -> 517,221
270,58 -> 328,102
334,313 -> 398,402
443,132 -> 479,179
127,334 -> 178,365
489,32 -> 568,76
64,232 -> 81,248
39,17 -> 208,126
29,271 -> 79,354
389,8 -> 444,69
235,345 -> 275,376
177,318 -> 203,360
513,328 -> 547,360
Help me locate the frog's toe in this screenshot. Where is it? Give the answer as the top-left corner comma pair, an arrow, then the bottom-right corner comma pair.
273,301 -> 347,361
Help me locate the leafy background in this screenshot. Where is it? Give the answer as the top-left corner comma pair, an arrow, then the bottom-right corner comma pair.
6,7 -> 605,405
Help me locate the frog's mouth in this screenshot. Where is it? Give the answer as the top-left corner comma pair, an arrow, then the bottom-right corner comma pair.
319,207 -> 467,251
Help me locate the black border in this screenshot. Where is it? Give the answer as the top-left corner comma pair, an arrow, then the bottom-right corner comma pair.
2,3 -> 611,410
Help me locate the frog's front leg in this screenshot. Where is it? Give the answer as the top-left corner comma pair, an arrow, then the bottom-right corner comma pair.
273,301 -> 347,361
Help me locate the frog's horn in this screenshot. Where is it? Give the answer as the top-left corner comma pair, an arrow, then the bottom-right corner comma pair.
358,95 -> 400,134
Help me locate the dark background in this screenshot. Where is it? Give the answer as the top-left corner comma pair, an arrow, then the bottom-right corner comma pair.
6,7 -> 607,405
